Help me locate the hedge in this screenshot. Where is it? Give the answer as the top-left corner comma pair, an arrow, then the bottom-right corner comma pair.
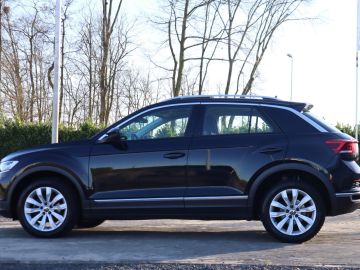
0,121 -> 356,160
0,120 -> 102,159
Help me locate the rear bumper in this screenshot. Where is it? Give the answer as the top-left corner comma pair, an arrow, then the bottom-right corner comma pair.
332,190 -> 360,216
0,200 -> 11,218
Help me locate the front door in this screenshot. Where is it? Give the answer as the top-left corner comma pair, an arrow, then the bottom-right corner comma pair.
89,105 -> 194,210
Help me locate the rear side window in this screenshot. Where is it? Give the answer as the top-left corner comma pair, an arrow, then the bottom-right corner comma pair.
202,106 -> 274,136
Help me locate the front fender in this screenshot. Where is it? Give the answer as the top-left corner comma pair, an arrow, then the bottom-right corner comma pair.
8,164 -> 87,202
5,150 -> 89,204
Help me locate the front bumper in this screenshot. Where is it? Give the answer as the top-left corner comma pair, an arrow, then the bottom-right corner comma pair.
332,189 -> 360,215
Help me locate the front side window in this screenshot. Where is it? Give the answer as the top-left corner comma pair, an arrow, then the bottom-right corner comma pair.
116,106 -> 192,141
202,105 -> 273,136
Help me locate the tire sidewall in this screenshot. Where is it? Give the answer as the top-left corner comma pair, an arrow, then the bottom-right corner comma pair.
261,181 -> 325,243
17,179 -> 77,238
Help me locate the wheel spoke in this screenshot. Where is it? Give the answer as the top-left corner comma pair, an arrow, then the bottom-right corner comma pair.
25,207 -> 41,214
46,187 -> 52,204
30,212 -> 43,225
52,203 -> 66,211
281,191 -> 291,206
51,211 -> 64,223
299,205 -> 316,213
276,215 -> 289,230
298,214 -> 314,225
26,197 -> 42,207
48,213 -> 56,229
286,217 -> 294,234
39,214 -> 47,231
291,189 -> 298,205
270,211 -> 286,218
295,217 -> 306,233
271,201 -> 288,210
297,195 -> 311,208
36,188 -> 45,204
50,194 -> 63,205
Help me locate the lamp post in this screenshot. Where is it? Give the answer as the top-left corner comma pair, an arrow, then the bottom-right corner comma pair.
287,53 -> 293,101
51,0 -> 62,143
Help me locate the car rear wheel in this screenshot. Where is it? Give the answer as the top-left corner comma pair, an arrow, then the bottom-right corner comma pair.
17,179 -> 77,237
261,181 -> 325,243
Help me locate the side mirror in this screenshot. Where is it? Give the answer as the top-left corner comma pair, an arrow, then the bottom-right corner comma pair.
106,130 -> 122,143
98,130 -> 128,149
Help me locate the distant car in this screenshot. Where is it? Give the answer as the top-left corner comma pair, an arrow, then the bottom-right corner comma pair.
0,95 -> 359,242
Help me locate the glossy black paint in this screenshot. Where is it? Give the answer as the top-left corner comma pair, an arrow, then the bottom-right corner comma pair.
0,97 -> 359,220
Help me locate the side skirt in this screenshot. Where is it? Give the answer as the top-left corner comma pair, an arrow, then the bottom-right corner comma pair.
83,195 -> 251,220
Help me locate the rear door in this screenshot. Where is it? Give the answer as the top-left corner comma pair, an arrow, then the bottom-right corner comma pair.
185,104 -> 288,209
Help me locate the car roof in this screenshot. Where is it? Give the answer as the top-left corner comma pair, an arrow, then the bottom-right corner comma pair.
155,95 -> 312,112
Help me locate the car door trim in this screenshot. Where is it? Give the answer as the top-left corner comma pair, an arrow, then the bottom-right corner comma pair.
94,195 -> 248,203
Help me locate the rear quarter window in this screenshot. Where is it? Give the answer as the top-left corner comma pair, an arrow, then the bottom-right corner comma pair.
302,112 -> 340,133
261,106 -> 318,134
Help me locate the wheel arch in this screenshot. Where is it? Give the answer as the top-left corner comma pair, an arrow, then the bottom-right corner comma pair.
9,166 -> 88,219
248,162 -> 336,219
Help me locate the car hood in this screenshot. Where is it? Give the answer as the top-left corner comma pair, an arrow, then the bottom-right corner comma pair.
1,139 -> 92,162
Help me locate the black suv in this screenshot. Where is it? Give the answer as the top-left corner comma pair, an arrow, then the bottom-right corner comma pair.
0,95 -> 359,242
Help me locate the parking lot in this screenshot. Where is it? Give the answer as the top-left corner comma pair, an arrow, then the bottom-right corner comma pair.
0,210 -> 359,269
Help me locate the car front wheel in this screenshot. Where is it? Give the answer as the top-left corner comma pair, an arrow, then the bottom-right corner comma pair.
17,179 -> 77,237
261,181 -> 325,243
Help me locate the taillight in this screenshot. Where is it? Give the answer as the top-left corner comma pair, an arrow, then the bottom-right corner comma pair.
325,139 -> 359,160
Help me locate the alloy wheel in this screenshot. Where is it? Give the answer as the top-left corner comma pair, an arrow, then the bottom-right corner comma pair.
24,187 -> 68,232
269,188 -> 317,236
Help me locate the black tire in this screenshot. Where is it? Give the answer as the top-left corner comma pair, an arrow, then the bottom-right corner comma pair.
261,181 -> 325,243
17,178 -> 78,238
76,219 -> 105,229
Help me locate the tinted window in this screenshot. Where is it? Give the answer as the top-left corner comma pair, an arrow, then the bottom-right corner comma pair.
303,112 -> 340,133
202,106 -> 273,136
117,106 -> 192,140
261,106 -> 317,134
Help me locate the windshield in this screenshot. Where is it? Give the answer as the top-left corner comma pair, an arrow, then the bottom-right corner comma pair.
302,112 -> 341,133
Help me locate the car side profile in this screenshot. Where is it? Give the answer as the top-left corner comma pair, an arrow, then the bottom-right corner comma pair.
0,95 -> 359,243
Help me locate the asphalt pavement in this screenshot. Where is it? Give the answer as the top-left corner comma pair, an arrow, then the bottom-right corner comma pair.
0,210 -> 359,269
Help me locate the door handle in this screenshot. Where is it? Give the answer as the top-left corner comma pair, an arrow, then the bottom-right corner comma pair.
163,152 -> 186,159
258,147 -> 283,154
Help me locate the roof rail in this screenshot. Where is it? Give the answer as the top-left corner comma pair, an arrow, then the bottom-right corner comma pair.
167,94 -> 279,101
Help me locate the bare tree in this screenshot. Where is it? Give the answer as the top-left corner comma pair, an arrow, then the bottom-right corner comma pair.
99,0 -> 123,125
157,0 -> 214,97
0,0 -> 309,128
1,6 -> 25,121
219,0 -> 305,95
59,0 -> 74,122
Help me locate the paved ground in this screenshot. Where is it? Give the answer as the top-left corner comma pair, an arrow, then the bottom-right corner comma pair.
0,210 -> 359,269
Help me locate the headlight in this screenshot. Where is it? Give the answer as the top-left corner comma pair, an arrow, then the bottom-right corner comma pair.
0,161 -> 19,172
